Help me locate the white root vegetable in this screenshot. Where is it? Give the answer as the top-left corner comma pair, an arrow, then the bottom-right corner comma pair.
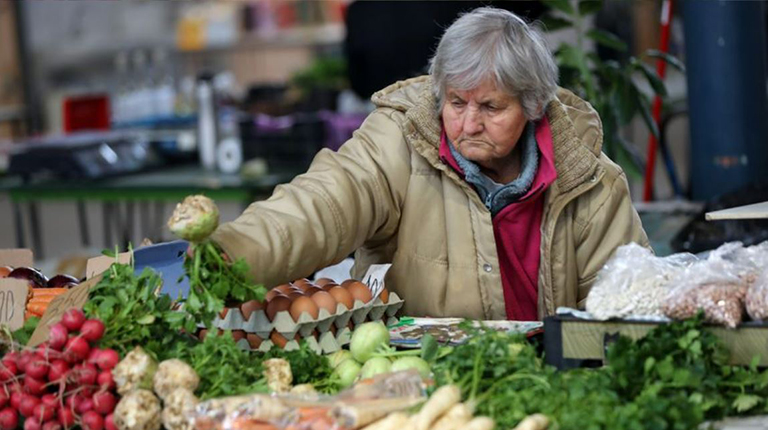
464,417 -> 496,430
428,403 -> 473,430
332,397 -> 425,428
162,388 -> 199,430
113,389 -> 162,430
412,385 -> 461,430
289,384 -> 317,395
512,414 -> 549,430
263,358 -> 293,393
113,347 -> 158,395
361,412 -> 410,430
153,359 -> 200,401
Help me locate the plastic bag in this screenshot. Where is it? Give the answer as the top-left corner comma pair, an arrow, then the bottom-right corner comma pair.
585,243 -> 696,320
738,242 -> 768,320
662,242 -> 752,328
189,370 -> 427,430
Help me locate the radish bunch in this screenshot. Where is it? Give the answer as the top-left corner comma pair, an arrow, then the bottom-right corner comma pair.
0,309 -> 120,430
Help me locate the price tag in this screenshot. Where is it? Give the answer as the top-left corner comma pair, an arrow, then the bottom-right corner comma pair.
27,274 -> 102,347
0,279 -> 28,331
0,249 -> 33,268
85,252 -> 132,279
362,264 -> 392,300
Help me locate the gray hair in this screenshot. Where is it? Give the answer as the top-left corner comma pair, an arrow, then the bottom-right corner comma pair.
429,7 -> 558,120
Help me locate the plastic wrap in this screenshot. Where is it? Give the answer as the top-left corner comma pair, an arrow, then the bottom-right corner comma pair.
662,242 -> 753,328
189,370 -> 427,430
585,243 -> 696,320
739,242 -> 768,321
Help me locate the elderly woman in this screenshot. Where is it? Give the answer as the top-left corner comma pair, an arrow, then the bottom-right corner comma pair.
211,7 -> 648,321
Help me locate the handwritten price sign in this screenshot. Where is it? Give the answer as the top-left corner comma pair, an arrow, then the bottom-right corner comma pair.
0,279 -> 27,331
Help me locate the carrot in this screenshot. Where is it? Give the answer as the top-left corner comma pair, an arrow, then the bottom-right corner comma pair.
412,385 -> 461,430
25,311 -> 41,320
31,288 -> 69,297
26,302 -> 49,315
28,296 -> 56,305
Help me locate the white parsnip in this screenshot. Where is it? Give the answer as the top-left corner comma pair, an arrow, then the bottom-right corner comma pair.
429,403 -> 473,430
464,417 -> 495,430
412,385 -> 461,430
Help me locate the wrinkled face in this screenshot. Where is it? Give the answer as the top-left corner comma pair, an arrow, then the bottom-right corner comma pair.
441,80 -> 527,168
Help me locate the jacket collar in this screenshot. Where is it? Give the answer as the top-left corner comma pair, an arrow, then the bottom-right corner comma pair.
373,76 -> 600,196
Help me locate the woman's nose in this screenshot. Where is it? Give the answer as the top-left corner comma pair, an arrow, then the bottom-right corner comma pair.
462,108 -> 483,135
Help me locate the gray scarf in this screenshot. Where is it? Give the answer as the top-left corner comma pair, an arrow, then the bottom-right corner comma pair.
448,122 -> 539,216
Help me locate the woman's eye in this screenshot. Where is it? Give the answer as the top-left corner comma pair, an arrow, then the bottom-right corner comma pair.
451,100 -> 465,107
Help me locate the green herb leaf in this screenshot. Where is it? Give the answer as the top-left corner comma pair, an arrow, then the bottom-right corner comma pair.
733,394 -> 762,413
578,0 -> 603,15
546,0 -> 575,16
540,15 -> 573,32
586,29 -> 627,51
645,49 -> 687,73
421,334 -> 439,363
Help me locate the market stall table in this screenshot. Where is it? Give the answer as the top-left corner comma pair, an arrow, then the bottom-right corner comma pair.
0,165 -> 300,258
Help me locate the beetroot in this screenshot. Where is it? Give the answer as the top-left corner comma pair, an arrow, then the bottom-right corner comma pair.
81,410 -> 104,430
93,392 -> 116,415
0,407 -> 18,430
61,309 -> 86,332
63,337 -> 90,363
47,274 -> 79,289
80,320 -> 105,343
95,349 -> 119,371
47,324 -> 69,351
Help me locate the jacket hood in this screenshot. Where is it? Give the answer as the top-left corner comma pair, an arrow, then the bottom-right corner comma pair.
371,76 -> 603,194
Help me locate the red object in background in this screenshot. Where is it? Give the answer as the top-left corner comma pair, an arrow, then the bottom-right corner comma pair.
63,94 -> 111,133
642,0 -> 674,202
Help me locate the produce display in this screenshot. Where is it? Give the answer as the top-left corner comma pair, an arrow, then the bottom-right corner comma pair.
0,267 -> 79,320
6,195 -> 768,429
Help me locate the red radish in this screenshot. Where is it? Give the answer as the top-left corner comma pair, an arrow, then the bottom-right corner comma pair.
33,403 -> 55,422
97,371 -> 115,390
47,360 -> 69,383
0,362 -> 16,382
77,364 -> 98,386
10,391 -> 23,410
41,394 -> 57,409
57,407 -> 75,427
0,390 -> 7,409
81,411 -> 104,430
47,324 -> 69,351
26,359 -> 49,380
64,395 -> 79,412
92,392 -> 116,415
76,397 -> 94,414
42,422 -> 62,430
1,352 -> 18,369
23,375 -> 46,396
60,309 -> 85,332
23,419 -> 41,430
63,337 -> 90,363
80,320 -> 105,342
17,352 -> 34,373
104,414 -> 116,430
0,407 -> 18,429
95,350 -> 119,371
86,349 -> 101,365
19,394 -> 41,417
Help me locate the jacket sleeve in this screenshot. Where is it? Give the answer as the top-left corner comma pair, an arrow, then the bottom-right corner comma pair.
574,162 -> 650,307
210,110 -> 411,288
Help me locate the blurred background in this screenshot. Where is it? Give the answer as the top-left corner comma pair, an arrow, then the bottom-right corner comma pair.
0,0 -> 766,277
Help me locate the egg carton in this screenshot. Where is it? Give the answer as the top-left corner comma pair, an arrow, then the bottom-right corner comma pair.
244,335 -> 324,354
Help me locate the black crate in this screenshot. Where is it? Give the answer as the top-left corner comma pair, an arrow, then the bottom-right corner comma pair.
239,113 -> 325,172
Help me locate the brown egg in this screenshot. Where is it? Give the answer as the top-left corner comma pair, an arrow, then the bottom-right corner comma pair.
346,281 -> 373,304
292,278 -> 311,288
232,330 -> 246,342
276,283 -> 295,294
340,279 -> 357,288
266,288 -> 286,302
198,329 -> 209,340
287,291 -> 305,301
314,278 -> 336,287
270,331 -> 290,349
218,307 -> 230,319
266,296 -> 292,321
311,291 -> 338,315
328,286 -> 354,309
295,282 -> 316,293
289,296 -> 320,322
305,286 -> 324,296
247,334 -> 262,349
379,288 -> 390,304
321,282 -> 339,292
0,266 -> 11,278
240,300 -> 264,320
